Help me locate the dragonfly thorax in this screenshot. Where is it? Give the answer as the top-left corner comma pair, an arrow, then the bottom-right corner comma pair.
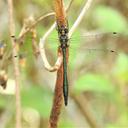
57,24 -> 69,48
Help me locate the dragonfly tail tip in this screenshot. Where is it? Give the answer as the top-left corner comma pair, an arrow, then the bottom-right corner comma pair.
113,32 -> 117,34
64,100 -> 68,106
64,96 -> 68,106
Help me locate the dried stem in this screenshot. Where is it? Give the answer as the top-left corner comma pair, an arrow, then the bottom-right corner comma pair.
7,0 -> 21,128
66,0 -> 74,12
53,0 -> 66,25
49,48 -> 63,128
69,0 -> 93,38
39,23 -> 63,72
48,0 -> 68,127
18,12 -> 55,39
18,0 -> 74,41
29,16 -> 40,57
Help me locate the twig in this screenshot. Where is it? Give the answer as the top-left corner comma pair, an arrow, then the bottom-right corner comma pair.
18,0 -> 74,41
0,100 -> 14,128
7,0 -> 21,128
28,16 -> 40,58
66,0 -> 74,12
69,0 -> 93,38
39,23 -> 63,72
18,12 -> 55,39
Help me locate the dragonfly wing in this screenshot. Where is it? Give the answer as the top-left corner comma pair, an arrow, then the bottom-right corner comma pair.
1,30 -> 117,70
68,31 -> 118,70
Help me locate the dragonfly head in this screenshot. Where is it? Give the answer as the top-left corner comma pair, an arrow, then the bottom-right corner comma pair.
57,24 -> 69,35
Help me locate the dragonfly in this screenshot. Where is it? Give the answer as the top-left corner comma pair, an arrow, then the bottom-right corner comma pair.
0,29 -> 117,105
47,24 -> 117,106
56,22 -> 69,106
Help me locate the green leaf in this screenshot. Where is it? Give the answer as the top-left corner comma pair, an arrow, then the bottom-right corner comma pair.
74,0 -> 84,5
106,113 -> 128,128
59,121 -> 75,128
0,95 -> 7,108
93,5 -> 127,33
106,124 -> 120,128
74,73 -> 114,93
32,0 -> 50,7
21,85 -> 52,118
113,53 -> 128,83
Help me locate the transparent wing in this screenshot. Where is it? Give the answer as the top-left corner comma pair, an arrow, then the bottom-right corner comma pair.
47,30 -> 117,43
0,30 -> 118,71
46,30 -> 118,71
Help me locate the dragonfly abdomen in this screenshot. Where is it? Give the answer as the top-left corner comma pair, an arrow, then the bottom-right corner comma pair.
62,48 -> 68,106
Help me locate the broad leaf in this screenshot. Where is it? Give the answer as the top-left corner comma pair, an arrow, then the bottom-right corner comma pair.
74,73 -> 115,93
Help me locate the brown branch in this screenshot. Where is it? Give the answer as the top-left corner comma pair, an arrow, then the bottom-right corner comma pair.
48,0 -> 68,127
31,27 -> 39,58
7,0 -> 21,128
29,16 -> 40,58
53,0 -> 66,25
49,48 -> 63,128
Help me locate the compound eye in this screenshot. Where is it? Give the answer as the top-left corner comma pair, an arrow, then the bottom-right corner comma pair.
64,28 -> 68,33
57,29 -> 62,34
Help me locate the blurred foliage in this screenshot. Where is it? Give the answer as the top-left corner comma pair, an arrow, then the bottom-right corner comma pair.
74,73 -> 115,93
0,0 -> 128,128
93,5 -> 128,33
22,85 -> 52,118
113,53 -> 128,82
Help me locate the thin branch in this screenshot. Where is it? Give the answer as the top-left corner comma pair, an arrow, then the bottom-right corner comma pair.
69,0 -> 93,38
8,0 -> 15,35
0,100 -> 14,128
66,0 -> 74,12
18,12 -> 55,39
28,16 -> 40,58
7,0 -> 21,128
39,23 -> 63,72
18,0 -> 74,41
